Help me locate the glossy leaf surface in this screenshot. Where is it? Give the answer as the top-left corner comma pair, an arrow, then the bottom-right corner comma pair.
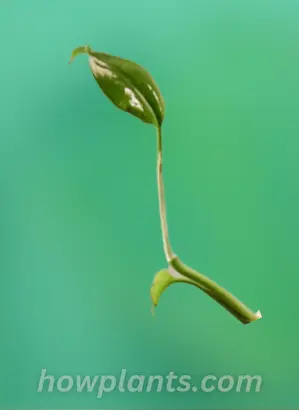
69,46 -> 164,126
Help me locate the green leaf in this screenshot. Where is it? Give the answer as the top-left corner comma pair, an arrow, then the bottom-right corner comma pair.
151,267 -> 197,308
69,45 -> 165,126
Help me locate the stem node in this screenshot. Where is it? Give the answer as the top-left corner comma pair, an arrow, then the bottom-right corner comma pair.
155,126 -> 261,325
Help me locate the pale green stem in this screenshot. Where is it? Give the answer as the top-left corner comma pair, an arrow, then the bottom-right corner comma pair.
156,126 -> 175,262
155,126 -> 262,325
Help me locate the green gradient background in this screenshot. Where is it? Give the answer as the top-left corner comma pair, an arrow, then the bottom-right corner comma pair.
0,0 -> 298,409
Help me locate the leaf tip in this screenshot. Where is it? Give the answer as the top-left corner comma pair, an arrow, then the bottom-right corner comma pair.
151,304 -> 156,317
68,45 -> 92,64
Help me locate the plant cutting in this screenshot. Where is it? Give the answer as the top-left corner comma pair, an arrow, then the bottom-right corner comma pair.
69,45 -> 262,325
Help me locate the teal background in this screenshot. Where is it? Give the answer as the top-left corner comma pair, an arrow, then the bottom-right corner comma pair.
0,0 -> 298,408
